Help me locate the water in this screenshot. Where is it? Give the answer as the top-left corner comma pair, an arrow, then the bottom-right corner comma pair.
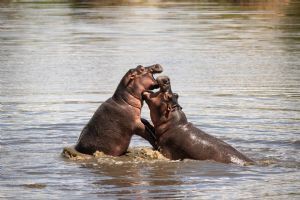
1,0 -> 300,199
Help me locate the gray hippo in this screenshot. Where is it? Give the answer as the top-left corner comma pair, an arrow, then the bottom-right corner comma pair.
75,64 -> 163,155
143,76 -> 254,165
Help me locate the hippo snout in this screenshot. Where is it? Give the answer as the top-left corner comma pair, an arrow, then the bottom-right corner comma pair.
156,75 -> 171,92
148,64 -> 163,74
157,76 -> 170,86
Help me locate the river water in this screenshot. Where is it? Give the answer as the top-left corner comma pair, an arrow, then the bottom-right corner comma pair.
0,0 -> 299,199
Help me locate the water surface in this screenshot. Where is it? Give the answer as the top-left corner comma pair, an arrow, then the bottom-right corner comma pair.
1,0 -> 300,199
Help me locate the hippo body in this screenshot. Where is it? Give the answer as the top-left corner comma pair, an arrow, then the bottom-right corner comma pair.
158,119 -> 253,165
75,64 -> 163,156
143,76 -> 254,165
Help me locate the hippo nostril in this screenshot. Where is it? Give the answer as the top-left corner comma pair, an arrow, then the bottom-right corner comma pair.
155,64 -> 162,69
147,64 -> 163,74
153,64 -> 163,73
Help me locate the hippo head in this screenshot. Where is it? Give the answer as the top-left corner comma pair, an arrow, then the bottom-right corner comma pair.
144,90 -> 181,126
143,76 -> 182,127
156,75 -> 171,92
119,64 -> 163,100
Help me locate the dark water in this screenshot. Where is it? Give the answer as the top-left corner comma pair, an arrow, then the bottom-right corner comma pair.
1,0 -> 300,199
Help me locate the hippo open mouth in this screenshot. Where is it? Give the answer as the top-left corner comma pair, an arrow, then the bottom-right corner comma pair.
148,82 -> 159,90
146,64 -> 163,90
146,75 -> 171,93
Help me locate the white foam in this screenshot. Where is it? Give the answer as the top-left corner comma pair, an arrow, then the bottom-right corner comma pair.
230,155 -> 245,166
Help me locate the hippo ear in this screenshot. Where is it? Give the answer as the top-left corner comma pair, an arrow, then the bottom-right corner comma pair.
167,104 -> 172,111
165,103 -> 172,118
165,102 -> 174,118
129,71 -> 138,79
130,74 -> 135,79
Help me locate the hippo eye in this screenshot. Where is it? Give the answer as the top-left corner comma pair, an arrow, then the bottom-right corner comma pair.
136,65 -> 145,73
136,65 -> 144,69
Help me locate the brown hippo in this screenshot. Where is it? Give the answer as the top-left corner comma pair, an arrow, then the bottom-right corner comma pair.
75,64 -> 163,155
143,76 -> 254,165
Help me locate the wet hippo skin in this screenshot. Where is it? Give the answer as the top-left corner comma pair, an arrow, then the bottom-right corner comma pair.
75,64 -> 163,155
143,76 -> 254,165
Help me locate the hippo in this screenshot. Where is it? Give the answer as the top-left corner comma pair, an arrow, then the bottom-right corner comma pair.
143,76 -> 254,165
75,64 -> 163,155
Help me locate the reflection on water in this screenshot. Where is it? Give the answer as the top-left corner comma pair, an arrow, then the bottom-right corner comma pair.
0,0 -> 300,199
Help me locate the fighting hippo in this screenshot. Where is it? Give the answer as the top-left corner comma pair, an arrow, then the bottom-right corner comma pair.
143,76 -> 254,165
75,64 -> 163,155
